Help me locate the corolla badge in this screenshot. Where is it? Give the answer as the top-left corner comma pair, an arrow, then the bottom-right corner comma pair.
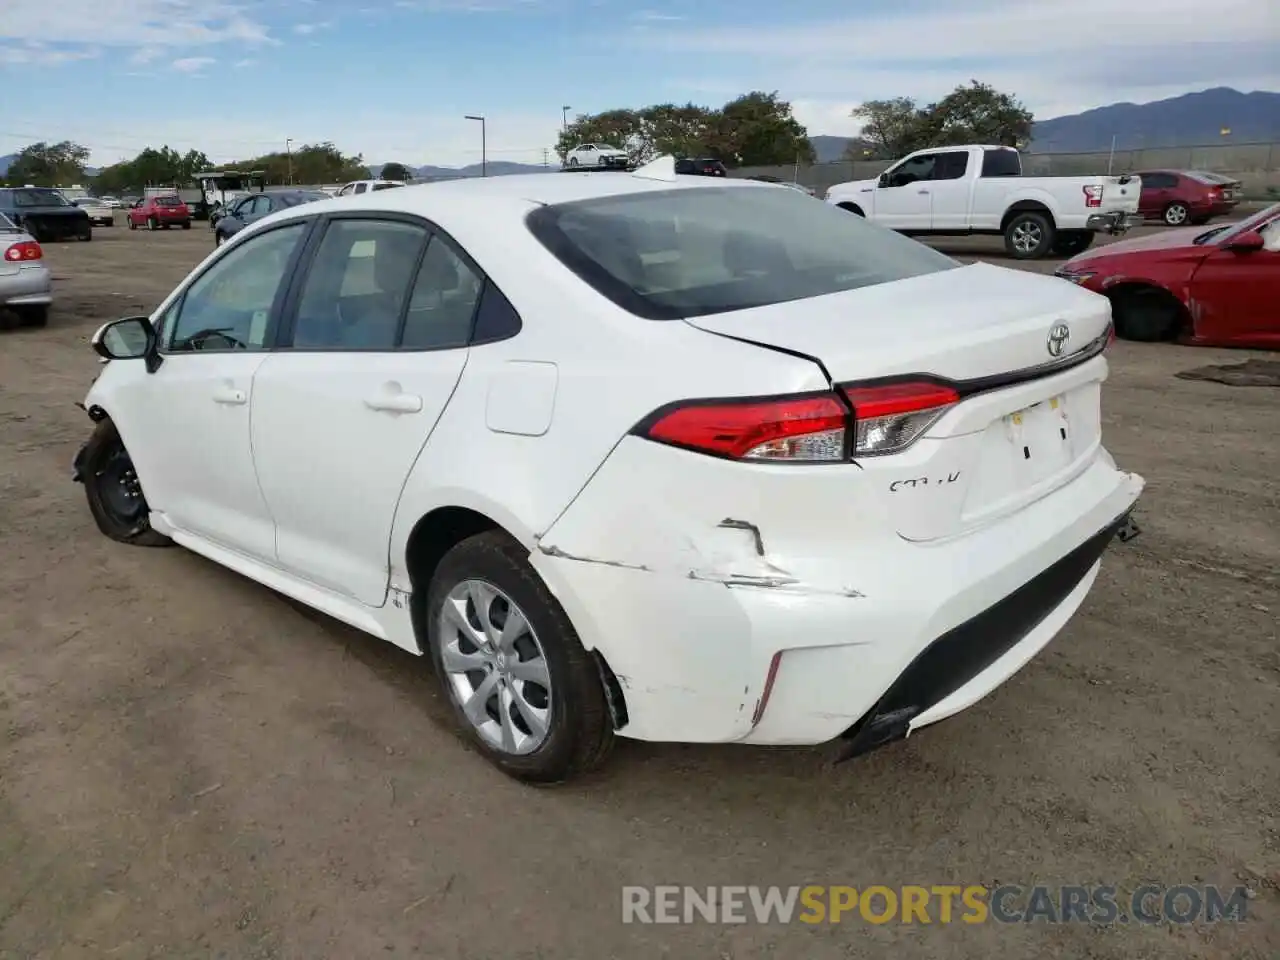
1047,323 -> 1070,357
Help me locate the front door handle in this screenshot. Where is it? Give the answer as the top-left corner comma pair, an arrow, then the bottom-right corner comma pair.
918,189 -> 930,195
212,386 -> 247,405
364,393 -> 423,414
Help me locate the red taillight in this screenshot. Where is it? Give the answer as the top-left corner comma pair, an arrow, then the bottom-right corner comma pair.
1105,320 -> 1116,349
1082,185 -> 1103,208
841,381 -> 959,456
637,380 -> 958,462
641,393 -> 849,462
4,240 -> 42,262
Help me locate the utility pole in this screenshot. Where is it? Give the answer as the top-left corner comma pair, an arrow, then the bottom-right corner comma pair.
465,115 -> 486,177
286,138 -> 293,184
542,147 -> 549,169
562,105 -> 571,132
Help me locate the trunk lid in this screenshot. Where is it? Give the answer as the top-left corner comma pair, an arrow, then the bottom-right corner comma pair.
684,261 -> 1114,542
683,261 -> 1110,383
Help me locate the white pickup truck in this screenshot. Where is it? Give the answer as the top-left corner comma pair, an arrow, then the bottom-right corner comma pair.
825,144 -> 1142,259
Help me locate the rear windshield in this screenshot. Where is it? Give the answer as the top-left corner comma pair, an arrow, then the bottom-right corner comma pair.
278,192 -> 326,207
14,189 -> 69,207
526,185 -> 959,321
155,196 -> 182,206
0,212 -> 16,230
372,182 -> 403,191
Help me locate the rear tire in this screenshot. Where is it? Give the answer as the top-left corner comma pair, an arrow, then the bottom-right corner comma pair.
16,305 -> 48,328
181,220 -> 191,230
424,531 -> 613,784
1163,202 -> 1189,226
1110,288 -> 1182,342
1051,231 -> 1094,256
80,419 -> 172,547
128,218 -> 137,231
1003,211 -> 1055,259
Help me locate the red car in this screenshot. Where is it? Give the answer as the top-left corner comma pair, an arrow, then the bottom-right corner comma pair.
127,195 -> 192,231
1055,202 -> 1280,349
1134,169 -> 1242,226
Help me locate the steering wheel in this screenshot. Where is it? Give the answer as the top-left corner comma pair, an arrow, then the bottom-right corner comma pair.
185,327 -> 248,351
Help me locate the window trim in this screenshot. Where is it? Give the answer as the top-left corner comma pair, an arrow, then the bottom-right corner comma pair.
158,218 -> 320,356
272,210 -> 518,354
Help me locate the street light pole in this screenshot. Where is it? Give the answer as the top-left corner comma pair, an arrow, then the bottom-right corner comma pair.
286,138 -> 293,184
465,115 -> 486,177
562,105 -> 571,132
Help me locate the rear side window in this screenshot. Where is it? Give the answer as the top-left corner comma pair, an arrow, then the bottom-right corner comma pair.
1139,173 -> 1177,189
980,149 -> 1021,177
527,186 -> 959,321
372,182 -> 403,191
933,152 -> 969,180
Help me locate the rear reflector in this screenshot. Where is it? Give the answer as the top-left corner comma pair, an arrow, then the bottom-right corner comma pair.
842,381 -> 959,456
4,240 -> 42,262
636,381 -> 959,462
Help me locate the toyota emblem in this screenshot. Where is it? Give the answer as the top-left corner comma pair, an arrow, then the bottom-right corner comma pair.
1047,323 -> 1070,357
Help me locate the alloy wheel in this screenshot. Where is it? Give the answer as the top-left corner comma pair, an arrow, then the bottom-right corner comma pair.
438,579 -> 552,755
1165,204 -> 1188,225
1011,221 -> 1042,255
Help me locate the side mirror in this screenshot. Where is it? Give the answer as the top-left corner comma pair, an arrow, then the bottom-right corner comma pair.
1225,230 -> 1265,253
92,316 -> 157,365
877,173 -> 889,188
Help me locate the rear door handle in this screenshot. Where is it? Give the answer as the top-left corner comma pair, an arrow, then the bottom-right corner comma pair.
212,387 -> 246,405
364,393 -> 423,414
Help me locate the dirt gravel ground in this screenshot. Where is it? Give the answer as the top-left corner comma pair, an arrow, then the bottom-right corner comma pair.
1,223 -> 1277,960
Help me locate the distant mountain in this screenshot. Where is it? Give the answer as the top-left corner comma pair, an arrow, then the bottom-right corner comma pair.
809,87 -> 1280,159
1028,87 -> 1280,152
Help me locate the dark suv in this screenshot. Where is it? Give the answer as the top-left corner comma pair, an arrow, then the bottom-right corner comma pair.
0,187 -> 92,242
674,158 -> 728,177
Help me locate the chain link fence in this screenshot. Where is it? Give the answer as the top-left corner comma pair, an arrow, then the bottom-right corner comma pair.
736,142 -> 1280,200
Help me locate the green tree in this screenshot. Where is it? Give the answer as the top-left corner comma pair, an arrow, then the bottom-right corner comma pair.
708,92 -> 814,166
849,82 -> 1035,159
5,141 -> 91,186
229,142 -> 369,185
926,80 -> 1033,148
557,93 -> 813,168
91,146 -> 213,194
848,98 -> 931,159
636,103 -> 715,163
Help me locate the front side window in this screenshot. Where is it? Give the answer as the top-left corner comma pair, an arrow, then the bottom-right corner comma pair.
887,155 -> 936,187
166,222 -> 308,352
527,185 -> 958,321
290,218 -> 429,350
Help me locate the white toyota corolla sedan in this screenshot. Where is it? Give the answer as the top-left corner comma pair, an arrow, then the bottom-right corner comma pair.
75,158 -> 1144,783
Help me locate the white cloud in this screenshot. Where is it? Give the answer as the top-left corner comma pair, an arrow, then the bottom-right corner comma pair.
0,41 -> 99,65
293,21 -> 334,34
171,56 -> 216,73
639,0 -> 1279,129
234,58 -> 257,68
631,10 -> 684,22
1,0 -> 277,64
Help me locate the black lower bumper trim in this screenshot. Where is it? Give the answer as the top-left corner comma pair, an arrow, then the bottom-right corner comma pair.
833,511 -> 1134,763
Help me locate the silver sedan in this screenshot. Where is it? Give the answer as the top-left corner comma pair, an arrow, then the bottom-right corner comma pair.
1,212 -> 53,328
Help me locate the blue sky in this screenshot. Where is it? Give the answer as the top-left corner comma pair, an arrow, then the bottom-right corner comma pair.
1,0 -> 1276,167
